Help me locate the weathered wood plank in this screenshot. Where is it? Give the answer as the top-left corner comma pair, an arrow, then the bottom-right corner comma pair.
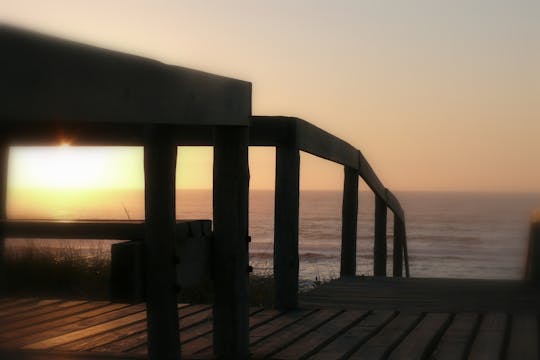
0,299 -> 65,322
143,124 -> 180,360
180,308 -> 289,356
374,196 -> 388,276
348,312 -> 422,360
63,304 -> 201,352
250,309 -> 340,358
0,298 -> 68,319
429,313 -> 479,360
22,311 -> 149,350
1,25 -> 251,127
274,145 -> 301,309
506,313 -> 538,360
309,310 -> 396,360
212,126 -> 250,358
175,307 -> 268,347
387,313 -> 451,360
3,303 -> 144,348
273,310 -> 368,359
0,300 -> 99,332
341,166 -> 359,277
468,313 -> 508,360
302,276 -> 540,312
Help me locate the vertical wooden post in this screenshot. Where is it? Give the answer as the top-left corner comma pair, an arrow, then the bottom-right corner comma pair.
402,221 -> 410,277
393,215 -> 404,277
374,195 -> 387,276
212,126 -> 250,358
0,140 -> 8,290
274,145 -> 300,309
340,166 -> 358,277
144,125 -> 180,360
525,216 -> 540,285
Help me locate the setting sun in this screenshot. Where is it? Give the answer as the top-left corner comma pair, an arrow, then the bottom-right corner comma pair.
8,146 -> 144,190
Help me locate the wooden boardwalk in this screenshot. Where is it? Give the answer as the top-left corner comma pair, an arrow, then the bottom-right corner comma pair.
0,277 -> 538,359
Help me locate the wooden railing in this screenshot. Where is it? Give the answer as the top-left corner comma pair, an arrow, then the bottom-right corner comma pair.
250,116 -> 409,309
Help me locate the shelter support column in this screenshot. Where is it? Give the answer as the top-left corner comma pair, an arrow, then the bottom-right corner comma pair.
274,145 -> 300,309
340,166 -> 358,277
144,125 -> 180,360
212,126 -> 250,358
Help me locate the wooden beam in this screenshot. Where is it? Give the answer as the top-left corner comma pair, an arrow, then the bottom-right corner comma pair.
274,145 -> 300,309
2,220 -> 145,240
143,124 -> 180,360
374,195 -> 387,276
340,166 -> 358,277
1,25 -> 251,127
251,117 -> 359,169
1,220 -> 209,241
212,126 -> 250,358
295,119 -> 359,169
393,217 -> 404,277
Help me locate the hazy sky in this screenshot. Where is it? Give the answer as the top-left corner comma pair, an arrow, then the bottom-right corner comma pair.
2,0 -> 539,192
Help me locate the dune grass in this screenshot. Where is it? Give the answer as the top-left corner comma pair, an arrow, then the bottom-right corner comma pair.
1,242 -> 277,307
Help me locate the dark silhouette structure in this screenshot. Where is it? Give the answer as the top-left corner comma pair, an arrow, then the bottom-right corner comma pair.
2,25 -> 537,360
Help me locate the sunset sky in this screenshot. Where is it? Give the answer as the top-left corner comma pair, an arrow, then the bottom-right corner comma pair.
2,0 -> 539,192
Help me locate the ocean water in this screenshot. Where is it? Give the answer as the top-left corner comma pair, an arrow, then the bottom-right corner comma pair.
6,189 -> 540,284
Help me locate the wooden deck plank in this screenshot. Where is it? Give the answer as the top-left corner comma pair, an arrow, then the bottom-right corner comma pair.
173,308 -> 272,346
0,299 -> 82,324
308,310 -> 396,360
4,304 -> 146,348
56,305 -> 207,352
87,305 -> 210,353
387,313 -> 451,360
301,277 -> 540,312
22,310 -> 150,350
1,301 -> 108,334
506,314 -> 538,360
129,307 -> 270,359
127,307 -> 270,356
0,274 -> 539,360
272,310 -> 368,360
0,298 -> 38,311
348,312 -> 423,360
0,298 -> 65,318
430,313 -> 479,360
0,303 -> 130,345
180,309 -> 305,357
249,309 -> 341,358
468,313 -> 508,360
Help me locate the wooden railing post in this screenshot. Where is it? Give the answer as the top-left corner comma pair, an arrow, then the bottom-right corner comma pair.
374,195 -> 387,276
274,145 -> 300,309
213,126 -> 250,358
341,166 -> 358,277
143,125 -> 180,360
0,139 -> 7,291
393,216 -> 404,277
526,215 -> 540,285
403,221 -> 410,277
